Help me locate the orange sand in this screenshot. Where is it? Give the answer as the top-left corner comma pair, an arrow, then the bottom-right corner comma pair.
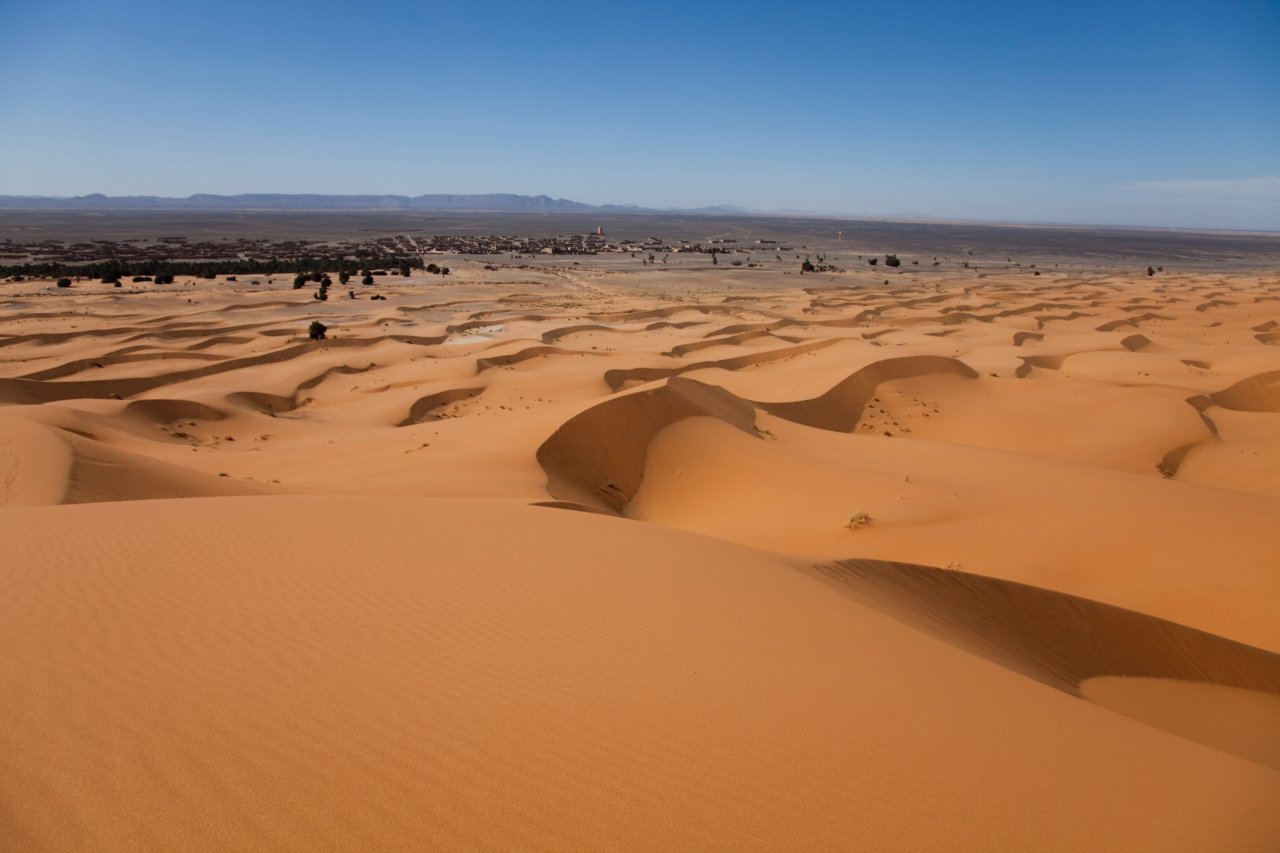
2,257 -> 1279,849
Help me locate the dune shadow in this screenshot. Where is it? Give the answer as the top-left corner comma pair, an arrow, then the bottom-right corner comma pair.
817,558 -> 1280,769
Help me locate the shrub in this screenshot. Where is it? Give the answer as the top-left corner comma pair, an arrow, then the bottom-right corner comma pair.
884,254 -> 901,267
361,274 -> 373,285
56,277 -> 72,287
308,320 -> 327,341
867,257 -> 878,266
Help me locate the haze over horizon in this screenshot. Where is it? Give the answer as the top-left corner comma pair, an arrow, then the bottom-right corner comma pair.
1,0 -> 1277,230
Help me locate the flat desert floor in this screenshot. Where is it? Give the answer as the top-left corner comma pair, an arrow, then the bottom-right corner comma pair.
3,246 -> 1280,849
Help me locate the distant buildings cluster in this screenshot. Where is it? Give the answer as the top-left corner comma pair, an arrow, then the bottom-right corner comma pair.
417,233 -> 794,257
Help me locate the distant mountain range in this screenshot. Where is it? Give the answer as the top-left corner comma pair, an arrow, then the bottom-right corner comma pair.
0,193 -> 663,212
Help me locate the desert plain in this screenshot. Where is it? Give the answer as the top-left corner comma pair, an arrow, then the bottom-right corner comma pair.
2,213 -> 1280,850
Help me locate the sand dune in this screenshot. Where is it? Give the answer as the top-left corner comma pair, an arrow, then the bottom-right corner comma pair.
628,414 -> 1280,648
538,377 -> 757,511
819,559 -> 1280,768
3,497 -> 1279,851
754,354 -> 978,431
476,344 -> 608,373
3,258 -> 1280,849
602,338 -> 837,392
1202,369 -> 1280,412
398,385 -> 486,426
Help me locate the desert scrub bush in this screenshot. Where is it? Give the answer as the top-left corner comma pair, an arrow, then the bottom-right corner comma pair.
845,512 -> 871,529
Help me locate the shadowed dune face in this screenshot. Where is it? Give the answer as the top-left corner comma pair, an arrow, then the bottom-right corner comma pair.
3,251 -> 1280,848
601,338 -> 837,392
397,386 -> 486,425
226,389 -> 301,415
122,398 -> 227,424
1079,677 -> 1280,771
1204,369 -> 1280,412
536,377 -> 757,511
754,355 -> 979,432
817,559 -> 1280,768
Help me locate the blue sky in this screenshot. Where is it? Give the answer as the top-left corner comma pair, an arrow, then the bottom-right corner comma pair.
1,0 -> 1277,228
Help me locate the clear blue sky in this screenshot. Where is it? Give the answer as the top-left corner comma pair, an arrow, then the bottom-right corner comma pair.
1,0 -> 1277,228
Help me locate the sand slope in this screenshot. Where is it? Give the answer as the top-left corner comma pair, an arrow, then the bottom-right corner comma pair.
3,497 -> 1279,851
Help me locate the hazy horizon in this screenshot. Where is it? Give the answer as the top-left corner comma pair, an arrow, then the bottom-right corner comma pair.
1,0 -> 1277,230
4,191 -> 1280,234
